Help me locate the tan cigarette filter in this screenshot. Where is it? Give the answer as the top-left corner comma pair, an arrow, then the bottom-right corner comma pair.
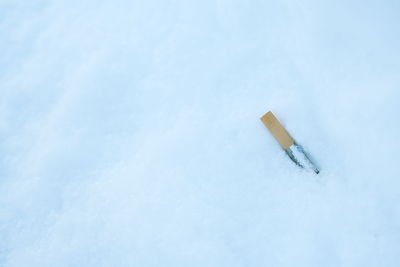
260,111 -> 294,150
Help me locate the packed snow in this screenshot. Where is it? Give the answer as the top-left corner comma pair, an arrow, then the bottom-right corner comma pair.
1,0 -> 400,266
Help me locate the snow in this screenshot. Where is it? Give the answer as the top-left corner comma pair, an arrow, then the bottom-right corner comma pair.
1,0 -> 400,266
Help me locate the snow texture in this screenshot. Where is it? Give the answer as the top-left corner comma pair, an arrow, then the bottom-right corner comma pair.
1,0 -> 400,266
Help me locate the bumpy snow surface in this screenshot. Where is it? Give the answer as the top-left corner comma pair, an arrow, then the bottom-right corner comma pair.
1,1 -> 400,266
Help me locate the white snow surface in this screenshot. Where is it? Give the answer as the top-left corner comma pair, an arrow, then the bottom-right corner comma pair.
1,0 -> 400,266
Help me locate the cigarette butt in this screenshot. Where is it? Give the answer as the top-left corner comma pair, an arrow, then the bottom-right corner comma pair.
260,111 -> 294,150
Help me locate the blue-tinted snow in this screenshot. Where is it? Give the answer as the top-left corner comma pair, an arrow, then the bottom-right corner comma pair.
1,0 -> 400,266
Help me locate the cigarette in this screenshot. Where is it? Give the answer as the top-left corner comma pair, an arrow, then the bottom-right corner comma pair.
260,111 -> 319,174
